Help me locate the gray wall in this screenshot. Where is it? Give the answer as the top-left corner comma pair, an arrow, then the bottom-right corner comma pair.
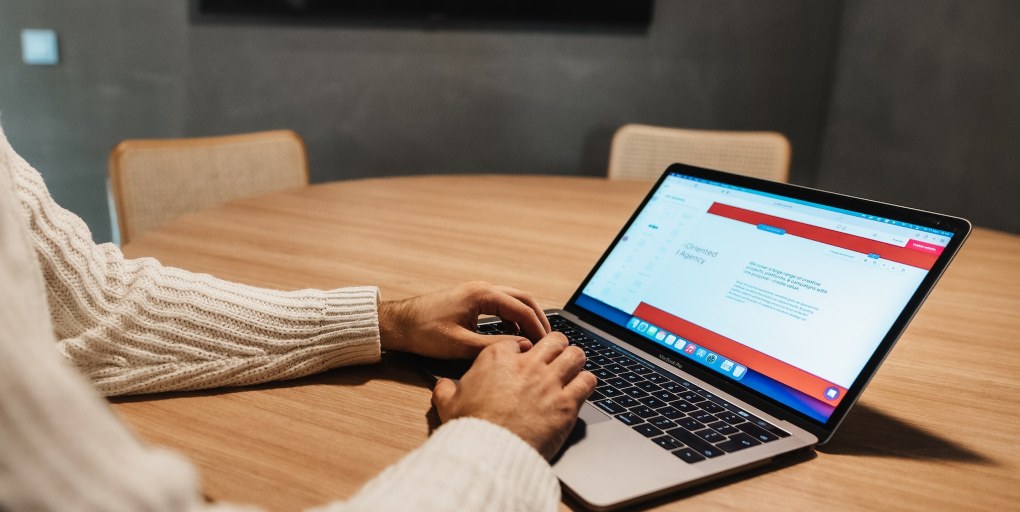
2,0 -> 1018,243
1,0 -> 839,243
818,0 -> 1020,232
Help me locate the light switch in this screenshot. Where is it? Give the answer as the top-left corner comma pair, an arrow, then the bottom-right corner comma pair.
22,29 -> 59,66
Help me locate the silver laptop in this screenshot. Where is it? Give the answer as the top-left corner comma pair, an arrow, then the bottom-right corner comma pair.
466,164 -> 970,510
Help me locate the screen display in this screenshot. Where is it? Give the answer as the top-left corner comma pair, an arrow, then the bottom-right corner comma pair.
575,172 -> 954,423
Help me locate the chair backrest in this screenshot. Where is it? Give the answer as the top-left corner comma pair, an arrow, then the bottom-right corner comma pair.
607,124 -> 792,183
109,129 -> 309,243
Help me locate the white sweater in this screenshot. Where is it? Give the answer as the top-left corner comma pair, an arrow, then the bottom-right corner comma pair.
0,118 -> 559,511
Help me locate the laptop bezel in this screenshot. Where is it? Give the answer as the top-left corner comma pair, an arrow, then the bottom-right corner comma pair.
563,163 -> 972,443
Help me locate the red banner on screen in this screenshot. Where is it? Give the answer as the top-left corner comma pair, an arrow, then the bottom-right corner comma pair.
707,203 -> 939,270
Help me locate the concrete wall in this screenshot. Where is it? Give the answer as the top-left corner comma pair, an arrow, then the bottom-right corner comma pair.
0,0 -> 839,243
817,0 -> 1020,232
3,0 -> 1017,243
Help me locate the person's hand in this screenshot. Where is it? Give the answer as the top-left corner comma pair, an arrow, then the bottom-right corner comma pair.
378,281 -> 551,359
431,332 -> 596,460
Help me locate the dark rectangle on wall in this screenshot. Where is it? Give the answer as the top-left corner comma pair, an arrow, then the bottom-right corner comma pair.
191,0 -> 653,28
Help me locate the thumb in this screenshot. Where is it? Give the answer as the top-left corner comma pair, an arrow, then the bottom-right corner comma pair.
432,377 -> 458,419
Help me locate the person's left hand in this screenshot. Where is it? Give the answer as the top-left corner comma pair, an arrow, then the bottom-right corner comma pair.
378,281 -> 552,359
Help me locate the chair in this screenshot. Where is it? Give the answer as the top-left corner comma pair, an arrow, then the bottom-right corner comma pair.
607,124 -> 792,183
109,129 -> 309,244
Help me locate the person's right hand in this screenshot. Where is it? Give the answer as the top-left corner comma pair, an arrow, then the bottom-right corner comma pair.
431,332 -> 596,460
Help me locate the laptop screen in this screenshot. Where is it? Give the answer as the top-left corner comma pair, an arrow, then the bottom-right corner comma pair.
571,170 -> 959,424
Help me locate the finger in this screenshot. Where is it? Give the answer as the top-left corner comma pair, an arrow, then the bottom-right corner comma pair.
548,345 -> 587,384
479,334 -> 535,352
528,331 -> 569,364
431,377 -> 458,420
479,288 -> 548,342
563,370 -> 598,403
479,336 -> 527,357
495,286 -> 551,335
455,332 -> 530,356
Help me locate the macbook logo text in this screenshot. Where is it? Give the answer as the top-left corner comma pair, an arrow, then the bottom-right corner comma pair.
657,353 -> 683,370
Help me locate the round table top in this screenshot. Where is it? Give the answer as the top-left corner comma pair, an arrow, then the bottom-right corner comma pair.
117,173 -> 1020,512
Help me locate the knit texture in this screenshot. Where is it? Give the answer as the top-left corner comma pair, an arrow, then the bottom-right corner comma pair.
11,136 -> 381,396
0,118 -> 560,511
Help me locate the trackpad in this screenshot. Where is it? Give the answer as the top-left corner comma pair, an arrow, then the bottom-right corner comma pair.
579,402 -> 612,425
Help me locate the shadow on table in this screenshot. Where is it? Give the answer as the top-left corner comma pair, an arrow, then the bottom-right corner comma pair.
818,403 -> 991,464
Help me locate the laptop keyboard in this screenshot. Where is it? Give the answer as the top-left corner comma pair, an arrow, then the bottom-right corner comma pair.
478,315 -> 790,463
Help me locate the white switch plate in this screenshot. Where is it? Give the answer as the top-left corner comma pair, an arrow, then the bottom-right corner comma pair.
22,29 -> 59,66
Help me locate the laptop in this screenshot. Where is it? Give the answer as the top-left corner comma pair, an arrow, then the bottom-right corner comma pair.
437,163 -> 971,510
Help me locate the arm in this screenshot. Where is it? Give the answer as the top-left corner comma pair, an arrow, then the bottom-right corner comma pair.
11,145 -> 552,398
12,152 -> 382,396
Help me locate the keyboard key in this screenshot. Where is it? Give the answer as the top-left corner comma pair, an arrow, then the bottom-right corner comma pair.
616,396 -> 640,408
596,385 -> 623,398
716,412 -> 745,425
631,365 -> 655,375
594,399 -> 626,415
606,377 -> 630,388
630,406 -> 658,418
661,382 -> 684,393
694,429 -> 725,444
639,396 -> 667,409
620,372 -> 645,384
657,406 -> 686,420
623,387 -> 649,399
665,428 -> 725,458
615,412 -> 643,426
588,389 -> 605,401
652,435 -> 683,451
677,417 -> 703,431
672,448 -> 706,463
652,390 -> 677,402
648,416 -> 678,430
634,423 -> 663,437
636,381 -> 661,392
673,401 -> 698,412
725,433 -> 762,449
605,364 -> 628,374
735,422 -> 779,443
750,418 -> 791,438
690,411 -> 715,424
708,422 -> 739,436
716,438 -> 753,453
592,369 -> 613,381
644,373 -> 668,383
680,391 -> 704,403
700,402 -> 725,414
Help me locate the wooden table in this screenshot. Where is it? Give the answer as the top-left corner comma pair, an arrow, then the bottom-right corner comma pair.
114,175 -> 1020,511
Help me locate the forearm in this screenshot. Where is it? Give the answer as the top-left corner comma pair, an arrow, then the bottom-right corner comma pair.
13,148 -> 381,396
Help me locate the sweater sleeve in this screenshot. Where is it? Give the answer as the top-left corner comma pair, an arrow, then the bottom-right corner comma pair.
6,133 -> 381,397
316,418 -> 561,512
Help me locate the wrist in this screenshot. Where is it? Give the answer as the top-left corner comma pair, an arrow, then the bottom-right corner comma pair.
378,298 -> 412,352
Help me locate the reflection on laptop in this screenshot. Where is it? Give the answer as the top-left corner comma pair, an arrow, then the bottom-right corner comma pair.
467,164 -> 970,510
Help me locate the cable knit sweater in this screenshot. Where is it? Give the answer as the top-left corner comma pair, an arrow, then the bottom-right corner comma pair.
0,118 -> 559,511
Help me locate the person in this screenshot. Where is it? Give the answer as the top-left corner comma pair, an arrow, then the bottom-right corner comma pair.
0,116 -> 596,511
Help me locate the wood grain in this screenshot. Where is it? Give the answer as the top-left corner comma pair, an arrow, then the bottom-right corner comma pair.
114,175 -> 1020,511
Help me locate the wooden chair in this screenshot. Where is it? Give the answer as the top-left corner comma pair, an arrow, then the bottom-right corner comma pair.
109,130 -> 309,244
607,124 -> 792,182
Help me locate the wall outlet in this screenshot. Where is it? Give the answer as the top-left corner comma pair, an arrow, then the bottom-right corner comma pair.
22,29 -> 59,66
